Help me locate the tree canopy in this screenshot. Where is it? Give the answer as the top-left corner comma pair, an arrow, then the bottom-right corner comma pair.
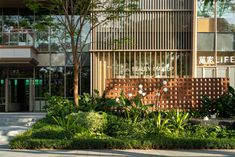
23,0 -> 138,106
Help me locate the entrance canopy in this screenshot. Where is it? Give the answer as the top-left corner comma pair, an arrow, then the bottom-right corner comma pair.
0,46 -> 39,67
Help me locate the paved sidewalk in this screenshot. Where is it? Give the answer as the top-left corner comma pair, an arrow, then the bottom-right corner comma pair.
0,148 -> 235,157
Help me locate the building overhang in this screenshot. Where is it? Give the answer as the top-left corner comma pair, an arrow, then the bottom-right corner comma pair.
0,46 -> 39,67
0,0 -> 25,8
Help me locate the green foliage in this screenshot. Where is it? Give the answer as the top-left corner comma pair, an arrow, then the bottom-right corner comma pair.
113,91 -> 154,123
104,114 -> 132,137
104,114 -> 153,138
31,117 -> 56,129
167,109 -> 189,136
74,111 -> 108,133
10,132 -> 235,149
53,114 -> 83,136
31,125 -> 71,140
10,138 -> 70,149
154,112 -> 171,135
44,96 -> 76,118
200,86 -> 235,118
187,125 -> 235,139
78,93 -> 98,112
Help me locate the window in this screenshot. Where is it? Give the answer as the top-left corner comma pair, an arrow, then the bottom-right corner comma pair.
217,33 -> 235,51
197,33 -> 215,51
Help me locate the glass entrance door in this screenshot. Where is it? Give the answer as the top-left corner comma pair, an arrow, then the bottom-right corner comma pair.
0,79 -> 5,112
6,79 -> 33,112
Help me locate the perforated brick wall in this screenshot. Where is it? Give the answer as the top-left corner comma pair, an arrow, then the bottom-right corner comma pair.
105,78 -> 229,110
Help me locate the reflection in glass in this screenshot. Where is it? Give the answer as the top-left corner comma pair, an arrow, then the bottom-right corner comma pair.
0,14 -> 2,44
109,52 -> 190,79
217,0 -> 235,32
36,31 -> 49,51
8,68 -> 33,78
51,67 -> 64,96
197,0 -> 215,18
197,33 -> 215,51
66,67 -> 74,98
35,67 -> 49,97
217,33 -> 235,51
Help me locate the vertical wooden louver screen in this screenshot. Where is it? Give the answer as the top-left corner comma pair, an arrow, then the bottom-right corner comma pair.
91,0 -> 194,93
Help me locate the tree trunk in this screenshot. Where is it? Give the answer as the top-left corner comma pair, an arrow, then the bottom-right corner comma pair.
74,60 -> 79,107
71,32 -> 79,107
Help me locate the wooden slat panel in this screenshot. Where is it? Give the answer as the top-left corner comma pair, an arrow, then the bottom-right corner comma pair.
91,0 -> 194,94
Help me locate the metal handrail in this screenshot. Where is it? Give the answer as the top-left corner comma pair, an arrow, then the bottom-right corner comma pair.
1,29 -> 36,46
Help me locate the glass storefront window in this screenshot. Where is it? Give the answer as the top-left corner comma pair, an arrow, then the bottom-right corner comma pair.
0,11 -> 2,45
216,1 -> 235,52
51,67 -> 64,96
35,67 -> 49,97
217,0 -> 235,32
66,67 -> 74,98
107,51 -> 190,79
217,33 -> 235,51
8,68 -> 33,78
19,9 -> 34,30
197,33 -> 215,51
80,66 -> 90,94
36,30 -> 49,51
50,16 -> 64,52
0,69 -> 5,109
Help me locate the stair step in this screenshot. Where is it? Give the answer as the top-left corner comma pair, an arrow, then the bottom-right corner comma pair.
0,112 -> 46,144
0,112 -> 46,126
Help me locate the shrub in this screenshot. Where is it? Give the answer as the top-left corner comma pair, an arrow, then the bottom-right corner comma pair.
186,125 -> 235,139
200,86 -> 235,118
10,138 -> 69,149
104,114 -> 132,137
74,111 -> 107,133
10,133 -> 235,149
44,96 -> 76,118
104,114 -> 153,138
31,125 -> 71,139
78,92 -> 99,112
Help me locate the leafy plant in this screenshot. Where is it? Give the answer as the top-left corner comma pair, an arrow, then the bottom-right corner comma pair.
44,96 -> 76,118
154,112 -> 171,135
167,109 -> 189,136
114,91 -> 154,123
78,93 -> 97,112
200,86 -> 235,118
74,111 -> 107,133
104,114 -> 152,138
52,114 -> 83,136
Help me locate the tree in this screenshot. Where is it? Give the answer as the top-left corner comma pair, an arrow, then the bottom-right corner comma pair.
23,0 -> 138,107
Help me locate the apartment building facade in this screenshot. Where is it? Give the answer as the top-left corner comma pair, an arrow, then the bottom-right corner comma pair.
0,0 -> 234,112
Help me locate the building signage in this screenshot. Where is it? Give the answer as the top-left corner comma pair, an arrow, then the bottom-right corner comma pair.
198,54 -> 235,66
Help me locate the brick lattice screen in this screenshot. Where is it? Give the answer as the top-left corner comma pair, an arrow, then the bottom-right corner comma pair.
105,78 -> 229,110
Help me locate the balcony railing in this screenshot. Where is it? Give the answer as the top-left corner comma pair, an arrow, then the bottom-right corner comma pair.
0,29 -> 35,47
